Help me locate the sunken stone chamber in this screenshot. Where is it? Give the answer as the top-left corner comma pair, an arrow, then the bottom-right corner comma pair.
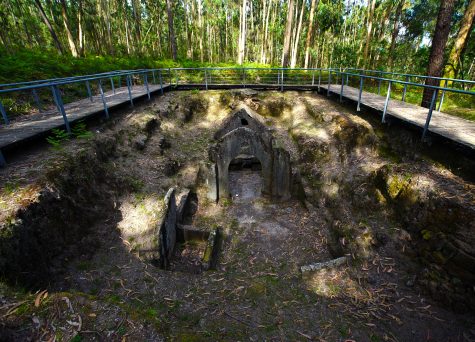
207,104 -> 292,202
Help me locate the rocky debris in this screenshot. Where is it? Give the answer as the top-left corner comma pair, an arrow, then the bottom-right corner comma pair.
300,256 -> 347,273
159,137 -> 171,154
163,159 -> 181,176
134,134 -> 148,150
232,88 -> 259,98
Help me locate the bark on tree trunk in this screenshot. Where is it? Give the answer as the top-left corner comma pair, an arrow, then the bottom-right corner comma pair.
388,0 -> 404,70
290,0 -> 305,68
281,0 -> 294,67
34,0 -> 64,54
166,0 -> 178,60
363,0 -> 376,69
421,0 -> 457,108
238,0 -> 247,64
445,0 -> 475,79
304,0 -> 318,69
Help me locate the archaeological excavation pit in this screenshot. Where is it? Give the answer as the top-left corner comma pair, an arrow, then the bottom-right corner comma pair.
0,89 -> 474,341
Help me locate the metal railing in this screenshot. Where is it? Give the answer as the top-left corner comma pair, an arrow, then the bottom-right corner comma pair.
0,67 -> 474,143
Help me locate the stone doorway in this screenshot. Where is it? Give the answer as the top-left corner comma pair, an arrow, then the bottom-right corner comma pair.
228,155 -> 263,203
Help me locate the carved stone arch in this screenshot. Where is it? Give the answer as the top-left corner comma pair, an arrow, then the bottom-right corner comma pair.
215,127 -> 273,199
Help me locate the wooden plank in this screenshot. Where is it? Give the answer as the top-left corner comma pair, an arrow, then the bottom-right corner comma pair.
0,84 -> 168,149
320,84 -> 475,149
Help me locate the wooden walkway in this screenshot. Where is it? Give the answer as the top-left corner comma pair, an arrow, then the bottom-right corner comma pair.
1,81 -> 474,157
320,84 -> 475,149
0,84 -> 168,149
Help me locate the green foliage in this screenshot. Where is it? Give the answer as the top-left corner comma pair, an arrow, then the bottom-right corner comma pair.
46,121 -> 92,149
46,128 -> 69,150
71,121 -> 93,139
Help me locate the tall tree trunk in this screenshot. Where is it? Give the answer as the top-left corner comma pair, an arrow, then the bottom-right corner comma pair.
166,0 -> 178,60
281,0 -> 294,67
132,0 -> 142,54
78,0 -> 84,55
290,0 -> 305,68
363,0 -> 376,69
238,0 -> 247,64
198,0 -> 204,62
445,0 -> 475,79
388,0 -> 404,70
60,0 -> 78,57
304,0 -> 318,69
34,0 -> 63,54
421,0 -> 457,108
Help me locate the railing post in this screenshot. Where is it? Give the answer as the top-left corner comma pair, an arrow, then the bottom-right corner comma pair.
346,74 -> 349,86
127,75 -> 134,106
377,72 -> 382,95
437,79 -> 448,112
312,70 -> 315,86
340,72 -> 344,103
31,89 -> 43,112
110,77 -> 115,94
402,76 -> 408,102
175,69 -> 179,86
280,69 -> 284,91
159,70 -> 164,95
205,68 -> 208,90
327,70 -> 332,96
152,70 -> 156,84
118,76 -> 121,88
422,89 -> 438,141
85,80 -> 93,102
242,68 -> 246,87
318,69 -> 321,91
98,79 -> 109,119
144,73 -> 151,100
382,81 -> 392,123
168,68 -> 172,86
357,75 -> 363,112
51,85 -> 71,133
0,100 -> 9,125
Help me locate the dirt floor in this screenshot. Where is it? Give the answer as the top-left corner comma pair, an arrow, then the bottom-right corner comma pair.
0,89 -> 474,341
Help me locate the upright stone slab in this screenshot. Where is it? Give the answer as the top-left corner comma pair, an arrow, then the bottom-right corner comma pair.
158,187 -> 177,268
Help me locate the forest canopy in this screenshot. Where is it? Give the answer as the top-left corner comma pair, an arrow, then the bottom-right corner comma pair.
0,0 -> 474,82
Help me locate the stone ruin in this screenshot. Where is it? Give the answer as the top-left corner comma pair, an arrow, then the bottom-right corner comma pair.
206,104 -> 293,202
155,188 -> 221,270
154,105 -> 298,269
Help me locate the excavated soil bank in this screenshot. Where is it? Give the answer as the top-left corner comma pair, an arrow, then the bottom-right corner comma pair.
0,90 -> 474,341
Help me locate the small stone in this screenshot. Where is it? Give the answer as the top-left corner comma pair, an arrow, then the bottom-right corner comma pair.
134,134 -> 147,150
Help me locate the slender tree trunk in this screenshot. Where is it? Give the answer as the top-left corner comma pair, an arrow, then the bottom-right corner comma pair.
198,0 -> 204,62
445,0 -> 475,79
238,0 -> 247,64
281,0 -> 294,67
78,0 -> 84,56
34,0 -> 63,54
421,0 -> 457,108
363,0 -> 376,69
290,0 -> 305,68
304,0 -> 318,69
165,0 -> 178,60
60,0 -> 78,57
388,0 -> 404,70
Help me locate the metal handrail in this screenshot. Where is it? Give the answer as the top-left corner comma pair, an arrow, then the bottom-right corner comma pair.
0,67 -> 473,153
0,69 -> 158,94
344,67 -> 475,85
0,70 -> 143,89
